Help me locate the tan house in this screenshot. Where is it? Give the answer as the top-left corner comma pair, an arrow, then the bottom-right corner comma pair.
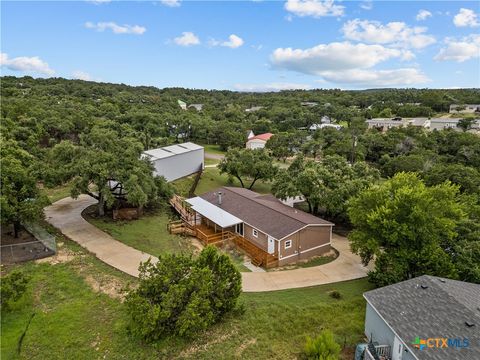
245,132 -> 273,150
176,187 -> 333,267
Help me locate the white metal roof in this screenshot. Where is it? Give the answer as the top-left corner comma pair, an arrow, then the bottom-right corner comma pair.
186,197 -> 242,228
142,142 -> 203,161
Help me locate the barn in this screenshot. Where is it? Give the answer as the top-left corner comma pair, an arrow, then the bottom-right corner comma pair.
142,142 -> 204,182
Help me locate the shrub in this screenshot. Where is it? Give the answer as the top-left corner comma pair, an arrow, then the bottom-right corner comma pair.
1,270 -> 29,311
328,290 -> 341,299
125,246 -> 241,341
304,330 -> 341,360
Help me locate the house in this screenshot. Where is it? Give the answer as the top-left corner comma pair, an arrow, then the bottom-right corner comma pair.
427,118 -> 463,131
449,104 -> 480,114
309,123 -> 342,131
178,99 -> 187,110
142,142 -> 204,182
246,132 -> 273,149
184,187 -> 333,267
301,101 -> 318,107
245,106 -> 264,113
366,118 -> 406,131
188,104 -> 203,111
363,275 -> 480,360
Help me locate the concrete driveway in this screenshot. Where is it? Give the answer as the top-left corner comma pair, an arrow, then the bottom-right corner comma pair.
45,196 -> 369,291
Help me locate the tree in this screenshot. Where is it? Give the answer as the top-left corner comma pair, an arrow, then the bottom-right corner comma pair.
125,246 -> 241,341
304,330 -> 341,360
0,139 -> 49,237
347,173 -> 465,287
423,163 -> 480,194
265,133 -> 292,162
457,118 -> 476,132
272,155 -> 379,219
218,148 -> 277,189
0,270 -> 29,311
49,122 -> 158,216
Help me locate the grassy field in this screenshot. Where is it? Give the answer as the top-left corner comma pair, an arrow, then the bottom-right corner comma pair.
173,167 -> 272,197
42,183 -> 72,203
201,144 -> 226,155
85,208 -> 193,257
1,236 -> 372,360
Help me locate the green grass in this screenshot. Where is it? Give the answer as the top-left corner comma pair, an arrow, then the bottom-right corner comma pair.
201,144 -> 226,155
85,209 -> 193,257
204,158 -> 220,166
2,248 -> 372,360
42,183 -> 72,203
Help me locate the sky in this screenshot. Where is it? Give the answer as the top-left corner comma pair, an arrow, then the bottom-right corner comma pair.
1,0 -> 480,91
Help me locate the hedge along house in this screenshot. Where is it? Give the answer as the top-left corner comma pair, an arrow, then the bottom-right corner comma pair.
183,187 -> 334,267
142,142 -> 204,182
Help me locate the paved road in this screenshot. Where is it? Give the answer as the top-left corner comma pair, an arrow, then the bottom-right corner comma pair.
44,195 -> 157,277
45,196 -> 369,291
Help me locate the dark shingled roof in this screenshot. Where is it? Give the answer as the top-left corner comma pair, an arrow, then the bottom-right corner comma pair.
364,275 -> 480,360
200,187 -> 332,239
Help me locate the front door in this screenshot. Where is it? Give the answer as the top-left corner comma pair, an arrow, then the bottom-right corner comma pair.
267,236 -> 275,254
392,336 -> 403,360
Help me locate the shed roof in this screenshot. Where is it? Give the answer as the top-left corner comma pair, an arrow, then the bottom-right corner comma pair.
142,142 -> 203,161
199,187 -> 332,239
248,133 -> 273,142
364,275 -> 480,360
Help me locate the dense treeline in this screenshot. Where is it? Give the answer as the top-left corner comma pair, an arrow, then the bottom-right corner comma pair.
1,76 -> 479,284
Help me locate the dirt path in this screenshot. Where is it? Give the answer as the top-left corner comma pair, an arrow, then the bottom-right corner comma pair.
45,196 -> 369,292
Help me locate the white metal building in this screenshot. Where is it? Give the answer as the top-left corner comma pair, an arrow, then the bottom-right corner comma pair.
142,142 -> 204,182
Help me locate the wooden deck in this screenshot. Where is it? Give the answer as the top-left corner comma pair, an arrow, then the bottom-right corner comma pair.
168,195 -> 278,268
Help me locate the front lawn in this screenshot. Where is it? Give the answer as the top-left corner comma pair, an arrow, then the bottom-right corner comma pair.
1,243 -> 372,360
84,207 -> 193,256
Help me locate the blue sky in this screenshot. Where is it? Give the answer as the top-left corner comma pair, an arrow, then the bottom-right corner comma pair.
1,1 -> 479,90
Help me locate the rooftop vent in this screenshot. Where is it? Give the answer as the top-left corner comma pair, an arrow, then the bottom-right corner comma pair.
439,279 -> 446,283
420,285 -> 428,290
465,321 -> 475,328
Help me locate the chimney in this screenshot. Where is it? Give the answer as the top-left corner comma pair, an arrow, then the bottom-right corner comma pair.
217,191 -> 223,205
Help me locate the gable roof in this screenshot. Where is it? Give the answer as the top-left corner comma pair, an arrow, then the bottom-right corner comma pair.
248,133 -> 273,142
142,142 -> 203,161
364,275 -> 480,360
199,187 -> 332,239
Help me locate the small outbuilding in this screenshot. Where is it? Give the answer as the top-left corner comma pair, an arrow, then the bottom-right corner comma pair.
142,142 -> 204,182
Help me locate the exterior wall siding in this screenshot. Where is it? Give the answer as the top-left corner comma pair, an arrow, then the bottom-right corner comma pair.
246,139 -> 266,149
243,223 -> 268,250
278,225 -> 332,266
151,148 -> 204,182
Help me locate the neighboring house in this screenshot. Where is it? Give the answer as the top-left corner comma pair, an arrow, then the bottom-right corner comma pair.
186,187 -> 333,267
366,118 -> 406,131
188,104 -> 203,111
178,99 -> 187,110
245,106 -> 264,113
310,123 -> 342,131
246,132 -> 273,149
363,275 -> 480,360
427,118 -> 463,131
449,104 -> 480,114
301,101 -> 318,107
142,142 -> 204,182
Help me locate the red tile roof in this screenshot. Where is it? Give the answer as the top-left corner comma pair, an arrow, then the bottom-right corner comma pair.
249,133 -> 273,141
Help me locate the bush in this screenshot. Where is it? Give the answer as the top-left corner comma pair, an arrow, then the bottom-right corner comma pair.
304,330 -> 341,360
328,290 -> 341,299
125,246 -> 242,341
1,270 -> 29,311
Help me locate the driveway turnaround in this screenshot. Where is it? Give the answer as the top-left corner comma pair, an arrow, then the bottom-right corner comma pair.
45,196 -> 369,291
44,195 -> 157,277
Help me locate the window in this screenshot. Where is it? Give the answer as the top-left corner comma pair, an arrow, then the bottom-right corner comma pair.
252,229 -> 258,238
285,240 -> 292,249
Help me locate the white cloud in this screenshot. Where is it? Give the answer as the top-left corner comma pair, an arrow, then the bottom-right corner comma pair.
434,34 -> 480,62
0,53 -> 55,75
160,0 -> 181,7
270,42 -> 411,75
284,0 -> 344,18
233,82 -> 312,92
173,32 -> 200,46
342,19 -> 435,49
210,34 -> 244,49
360,0 -> 373,11
318,68 -> 430,87
416,10 -> 432,21
453,8 -> 479,27
85,21 -> 146,35
72,70 -> 93,81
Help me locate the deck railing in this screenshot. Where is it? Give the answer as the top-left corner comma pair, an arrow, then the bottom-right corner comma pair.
364,345 -> 391,360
